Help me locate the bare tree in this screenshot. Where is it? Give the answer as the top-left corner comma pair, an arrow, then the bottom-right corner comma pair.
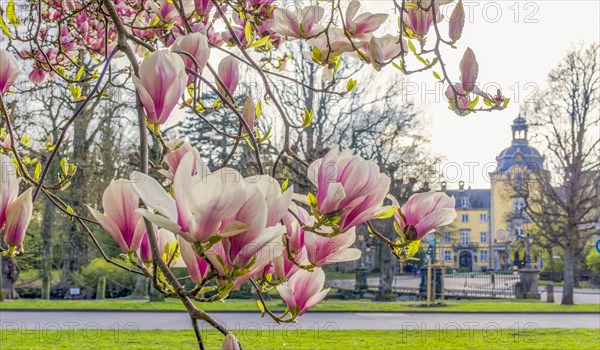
522,43 -> 600,305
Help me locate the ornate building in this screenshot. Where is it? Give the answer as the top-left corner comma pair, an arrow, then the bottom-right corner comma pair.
437,116 -> 545,271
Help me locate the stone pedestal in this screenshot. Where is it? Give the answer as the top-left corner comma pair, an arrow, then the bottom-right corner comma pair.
355,266 -> 368,294
516,268 -> 540,299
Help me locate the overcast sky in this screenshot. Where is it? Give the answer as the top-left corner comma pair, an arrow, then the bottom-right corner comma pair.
403,0 -> 600,189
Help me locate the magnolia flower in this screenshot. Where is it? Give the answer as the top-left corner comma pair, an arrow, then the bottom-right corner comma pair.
132,151 -> 247,244
449,0 -> 465,42
304,227 -> 361,267
222,333 -> 241,350
345,0 -> 388,39
282,204 -> 308,255
392,191 -> 456,241
194,0 -> 214,18
308,146 -> 391,232
459,47 -> 478,92
271,6 -> 324,38
306,28 -> 353,65
162,138 -> 193,175
178,236 -> 211,284
403,0 -> 434,37
277,268 -> 329,315
367,35 -> 404,71
271,247 -> 307,280
217,56 -> 239,97
0,49 -> 20,95
445,83 -> 472,116
29,69 -> 46,84
150,0 -> 195,23
206,239 -> 283,289
242,97 -> 256,133
246,175 -> 293,227
0,154 -> 20,229
220,185 -> 285,268
88,180 -> 146,253
136,227 -> 183,265
133,50 -> 187,125
171,32 -> 211,84
4,188 -> 33,247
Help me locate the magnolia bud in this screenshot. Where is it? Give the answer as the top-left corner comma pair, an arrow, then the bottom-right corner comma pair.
221,333 -> 241,350
242,97 -> 256,132
217,56 -> 239,97
459,47 -> 478,92
0,49 -> 20,95
449,0 -> 465,42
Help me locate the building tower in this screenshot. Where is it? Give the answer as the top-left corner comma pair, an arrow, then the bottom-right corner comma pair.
489,116 -> 544,270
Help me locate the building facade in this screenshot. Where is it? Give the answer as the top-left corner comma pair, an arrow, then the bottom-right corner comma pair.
437,116 -> 545,271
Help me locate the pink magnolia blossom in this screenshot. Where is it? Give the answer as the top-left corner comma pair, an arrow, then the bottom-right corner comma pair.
133,50 -> 188,125
222,333 -> 241,350
220,184 -> 285,268
282,204 -> 308,255
171,32 -> 211,84
132,151 -> 247,244
0,155 -> 20,229
392,191 -> 457,241
270,247 -> 307,280
277,268 -> 329,315
246,175 -> 293,227
345,0 -> 388,39
459,47 -> 478,92
136,227 -> 182,265
4,188 -> 33,247
308,146 -> 391,232
150,0 -> 195,24
162,138 -> 193,175
449,0 -> 465,42
445,83 -> 472,116
271,6 -> 324,38
217,56 -> 240,97
28,69 -> 46,84
304,227 -> 361,267
88,180 -> 146,253
403,0 -> 434,37
178,236 -> 211,284
242,97 -> 256,133
0,49 -> 20,95
194,0 -> 214,19
366,35 -> 404,71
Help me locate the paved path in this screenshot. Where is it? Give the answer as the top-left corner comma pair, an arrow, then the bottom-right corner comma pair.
1,311 -> 598,331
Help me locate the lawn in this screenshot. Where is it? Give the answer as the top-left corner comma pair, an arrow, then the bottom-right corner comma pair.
0,329 -> 597,349
1,298 -> 598,312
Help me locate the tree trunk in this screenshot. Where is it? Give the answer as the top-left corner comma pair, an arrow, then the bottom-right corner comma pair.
41,197 -> 56,299
376,242 -> 396,301
1,256 -> 20,299
561,247 -> 575,305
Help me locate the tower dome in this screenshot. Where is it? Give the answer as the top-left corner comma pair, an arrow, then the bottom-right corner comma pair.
495,116 -> 544,172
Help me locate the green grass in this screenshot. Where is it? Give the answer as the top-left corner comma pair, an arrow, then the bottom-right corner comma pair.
1,298 -> 598,312
0,329 -> 597,349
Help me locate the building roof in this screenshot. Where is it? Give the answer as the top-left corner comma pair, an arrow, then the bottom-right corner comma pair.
445,188 -> 491,209
495,116 -> 544,172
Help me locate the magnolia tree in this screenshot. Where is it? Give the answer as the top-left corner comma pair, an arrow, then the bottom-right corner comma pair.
0,0 -> 508,348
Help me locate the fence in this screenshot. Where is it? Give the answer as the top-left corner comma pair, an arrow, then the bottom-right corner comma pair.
443,272 -> 520,298
539,271 -> 600,288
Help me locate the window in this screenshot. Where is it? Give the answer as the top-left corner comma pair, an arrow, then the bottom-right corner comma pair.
460,230 -> 470,244
461,214 -> 469,223
480,232 -> 488,243
444,250 -> 452,261
512,197 -> 525,213
442,232 -> 452,244
366,254 -> 373,264
480,250 -> 488,262
515,226 -> 524,239
480,214 -> 487,223
460,197 -> 470,208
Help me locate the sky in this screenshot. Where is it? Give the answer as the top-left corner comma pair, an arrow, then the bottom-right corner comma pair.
403,0 -> 600,189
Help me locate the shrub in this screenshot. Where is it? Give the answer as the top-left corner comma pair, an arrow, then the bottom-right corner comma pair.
77,258 -> 137,298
